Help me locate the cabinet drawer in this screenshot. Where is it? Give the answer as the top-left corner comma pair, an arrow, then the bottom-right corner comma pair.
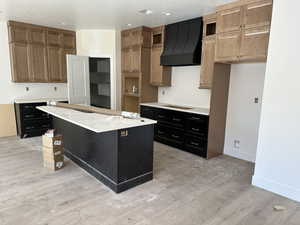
21,102 -> 47,113
140,106 -> 156,120
23,119 -> 52,131
186,114 -> 209,137
184,135 -> 207,157
155,125 -> 184,144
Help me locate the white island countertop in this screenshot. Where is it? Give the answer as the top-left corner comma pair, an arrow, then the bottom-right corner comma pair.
37,106 -> 157,133
140,102 -> 210,116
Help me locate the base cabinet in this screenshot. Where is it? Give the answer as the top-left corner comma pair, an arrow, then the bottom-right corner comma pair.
140,105 -> 209,158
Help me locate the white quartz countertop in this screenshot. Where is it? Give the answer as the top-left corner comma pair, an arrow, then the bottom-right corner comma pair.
140,102 -> 210,116
15,98 -> 68,104
37,106 -> 157,133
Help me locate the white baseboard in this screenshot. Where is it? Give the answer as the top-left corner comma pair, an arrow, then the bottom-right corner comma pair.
224,149 -> 256,163
252,175 -> 300,202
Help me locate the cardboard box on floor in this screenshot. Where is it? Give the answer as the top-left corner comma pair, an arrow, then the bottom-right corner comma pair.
42,133 -> 64,171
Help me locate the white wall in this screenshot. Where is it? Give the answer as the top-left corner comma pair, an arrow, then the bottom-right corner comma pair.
0,22 -> 67,105
158,66 -> 211,108
252,1 -> 300,202
76,29 -> 117,109
224,63 -> 266,162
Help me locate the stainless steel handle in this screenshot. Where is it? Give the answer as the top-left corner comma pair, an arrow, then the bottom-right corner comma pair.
171,134 -> 179,139
192,128 -> 200,132
173,118 -> 181,122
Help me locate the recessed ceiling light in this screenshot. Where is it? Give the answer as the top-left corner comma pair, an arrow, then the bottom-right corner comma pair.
139,9 -> 153,15
127,23 -> 132,27
163,12 -> 172,16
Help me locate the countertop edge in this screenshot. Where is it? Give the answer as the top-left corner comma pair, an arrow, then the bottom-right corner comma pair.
140,103 -> 210,116
14,98 -> 68,104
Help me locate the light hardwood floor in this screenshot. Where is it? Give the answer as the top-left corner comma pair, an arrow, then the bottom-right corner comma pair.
0,136 -> 299,225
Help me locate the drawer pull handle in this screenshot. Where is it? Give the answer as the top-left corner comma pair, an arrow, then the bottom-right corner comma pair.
25,126 -> 34,130
190,117 -> 200,120
158,131 -> 164,135
171,134 -> 179,139
173,118 -> 181,122
25,115 -> 35,118
192,128 -> 200,132
158,115 -> 165,119
191,141 -> 199,146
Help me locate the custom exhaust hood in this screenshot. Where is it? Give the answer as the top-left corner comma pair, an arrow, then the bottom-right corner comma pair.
161,17 -> 203,66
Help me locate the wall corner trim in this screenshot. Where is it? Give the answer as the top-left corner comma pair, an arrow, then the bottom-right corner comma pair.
252,175 -> 300,203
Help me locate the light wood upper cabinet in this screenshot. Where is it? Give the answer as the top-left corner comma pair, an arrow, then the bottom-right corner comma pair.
217,6 -> 243,33
200,38 -> 216,89
28,44 -> 48,82
150,26 -> 171,87
8,21 -> 76,83
215,31 -> 241,62
9,43 -> 30,82
244,0 -> 273,29
62,32 -> 76,49
215,0 -> 273,63
150,46 -> 171,86
121,27 -> 151,49
240,25 -> 270,61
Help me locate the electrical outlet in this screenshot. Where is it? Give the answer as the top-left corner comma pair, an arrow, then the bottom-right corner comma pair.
254,97 -> 259,103
162,90 -> 165,95
234,140 -> 240,149
54,87 -> 57,91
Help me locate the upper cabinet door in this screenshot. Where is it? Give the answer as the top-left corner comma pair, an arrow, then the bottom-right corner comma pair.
150,46 -> 163,85
8,26 -> 28,43
217,7 -> 243,33
10,43 -> 30,82
47,46 -> 62,82
215,31 -> 241,62
244,0 -> 273,29
200,38 -> 216,89
121,48 -> 131,73
47,30 -> 61,47
62,32 -> 76,49
130,46 -> 142,73
28,44 -> 48,82
131,30 -> 143,47
121,31 -> 131,49
240,25 -> 270,61
29,28 -> 46,45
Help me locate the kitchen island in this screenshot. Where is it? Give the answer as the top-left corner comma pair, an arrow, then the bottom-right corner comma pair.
37,106 -> 157,193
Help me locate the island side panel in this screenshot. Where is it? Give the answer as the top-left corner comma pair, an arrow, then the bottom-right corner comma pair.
52,117 -> 119,189
117,125 -> 154,192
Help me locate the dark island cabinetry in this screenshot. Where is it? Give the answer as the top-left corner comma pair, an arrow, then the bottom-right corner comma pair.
140,105 -> 209,158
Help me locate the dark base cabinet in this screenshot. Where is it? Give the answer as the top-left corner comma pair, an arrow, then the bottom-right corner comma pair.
14,101 -> 68,138
53,117 -> 154,193
141,105 -> 209,158
14,102 -> 53,138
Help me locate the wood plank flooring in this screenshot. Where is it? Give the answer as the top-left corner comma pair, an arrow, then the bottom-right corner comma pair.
0,136 -> 299,225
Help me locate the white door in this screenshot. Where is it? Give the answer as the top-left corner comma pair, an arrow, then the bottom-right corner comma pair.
67,55 -> 90,105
